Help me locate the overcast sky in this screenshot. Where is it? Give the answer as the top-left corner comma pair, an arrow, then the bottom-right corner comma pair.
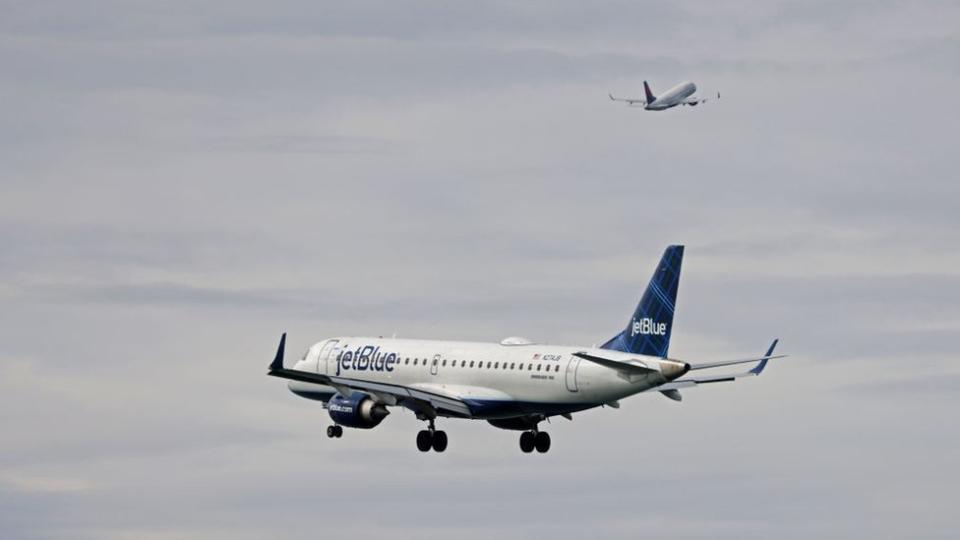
2,1 -> 959,539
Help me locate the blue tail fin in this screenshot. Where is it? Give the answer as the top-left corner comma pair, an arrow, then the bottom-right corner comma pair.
643,81 -> 656,103
601,245 -> 684,357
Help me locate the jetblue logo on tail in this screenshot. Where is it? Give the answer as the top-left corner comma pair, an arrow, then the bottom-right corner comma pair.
631,317 -> 667,337
600,245 -> 683,357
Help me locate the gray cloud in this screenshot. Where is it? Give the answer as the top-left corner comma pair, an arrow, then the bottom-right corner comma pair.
2,1 -> 959,539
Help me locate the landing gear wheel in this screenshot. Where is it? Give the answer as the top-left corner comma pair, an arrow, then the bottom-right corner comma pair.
326,425 -> 338,438
519,431 -> 535,453
534,431 -> 551,453
333,425 -> 343,438
416,430 -> 432,452
432,430 -> 448,452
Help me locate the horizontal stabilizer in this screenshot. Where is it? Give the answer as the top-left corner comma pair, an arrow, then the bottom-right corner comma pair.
655,339 -> 783,392
573,351 -> 658,374
683,348 -> 785,371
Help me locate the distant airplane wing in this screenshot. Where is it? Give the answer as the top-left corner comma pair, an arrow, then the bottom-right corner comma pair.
683,91 -> 720,106
609,93 -> 646,105
267,334 -> 474,418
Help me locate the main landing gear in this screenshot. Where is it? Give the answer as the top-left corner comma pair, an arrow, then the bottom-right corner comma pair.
416,419 -> 448,453
519,430 -> 551,454
326,425 -> 343,438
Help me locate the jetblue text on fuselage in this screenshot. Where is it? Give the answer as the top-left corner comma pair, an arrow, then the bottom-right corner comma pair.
336,345 -> 397,376
632,317 -> 667,336
329,402 -> 354,413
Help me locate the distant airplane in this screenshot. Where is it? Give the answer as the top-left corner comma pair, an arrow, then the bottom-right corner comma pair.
267,246 -> 784,454
609,80 -> 718,110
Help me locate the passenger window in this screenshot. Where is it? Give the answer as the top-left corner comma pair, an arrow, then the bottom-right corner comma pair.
510,363 -> 515,369
433,359 -> 438,366
404,358 -> 409,365
537,364 -> 542,371
528,363 -> 533,370
469,361 -> 475,368
487,361 -> 492,368
556,365 -> 560,372
494,362 -> 499,369
442,360 -> 447,367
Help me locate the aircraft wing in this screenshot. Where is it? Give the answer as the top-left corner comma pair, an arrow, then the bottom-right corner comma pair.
683,91 -> 719,106
609,93 -> 646,105
267,334 -> 473,418
656,339 -> 784,392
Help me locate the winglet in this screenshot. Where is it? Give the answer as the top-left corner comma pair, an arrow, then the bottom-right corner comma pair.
269,333 -> 286,372
749,338 -> 778,375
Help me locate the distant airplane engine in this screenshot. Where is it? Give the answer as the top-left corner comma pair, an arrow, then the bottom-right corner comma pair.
328,393 -> 389,428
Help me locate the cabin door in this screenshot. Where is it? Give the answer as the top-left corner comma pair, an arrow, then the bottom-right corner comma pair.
318,339 -> 339,375
565,355 -> 581,392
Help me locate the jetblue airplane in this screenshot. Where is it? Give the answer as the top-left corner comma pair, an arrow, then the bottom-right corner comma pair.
268,246 -> 784,454
609,80 -> 717,110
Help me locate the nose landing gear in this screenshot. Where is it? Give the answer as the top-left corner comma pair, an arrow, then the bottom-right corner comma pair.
416,419 -> 448,453
519,429 -> 550,453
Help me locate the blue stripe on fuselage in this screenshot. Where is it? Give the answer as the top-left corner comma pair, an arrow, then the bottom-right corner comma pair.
462,399 -> 599,419
290,386 -> 600,420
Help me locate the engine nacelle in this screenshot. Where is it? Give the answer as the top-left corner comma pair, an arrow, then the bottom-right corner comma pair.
328,393 -> 389,429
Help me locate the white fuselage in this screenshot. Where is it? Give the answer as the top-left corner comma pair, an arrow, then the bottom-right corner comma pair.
647,81 -> 697,110
289,337 -> 684,419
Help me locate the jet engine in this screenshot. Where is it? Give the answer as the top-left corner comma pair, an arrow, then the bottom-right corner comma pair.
327,393 -> 390,429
